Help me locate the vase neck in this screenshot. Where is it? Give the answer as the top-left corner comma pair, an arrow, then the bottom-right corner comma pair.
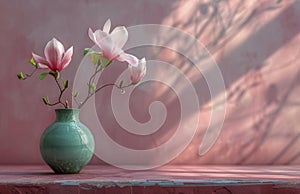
55,109 -> 80,122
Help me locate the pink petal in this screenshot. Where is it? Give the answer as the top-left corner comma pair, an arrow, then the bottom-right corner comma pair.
129,58 -> 146,84
98,35 -> 116,60
32,53 -> 50,69
110,26 -> 128,49
103,19 -> 111,33
117,53 -> 138,66
60,46 -> 73,71
38,64 -> 49,69
44,38 -> 65,70
129,66 -> 142,84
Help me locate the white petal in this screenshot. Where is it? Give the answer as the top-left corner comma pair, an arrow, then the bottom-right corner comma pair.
140,58 -> 147,74
94,29 -> 108,43
117,52 -> 138,66
110,26 -> 128,49
99,36 -> 116,60
88,28 -> 96,43
103,19 -> 111,33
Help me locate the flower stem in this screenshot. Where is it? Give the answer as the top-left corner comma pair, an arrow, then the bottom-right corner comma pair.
46,75 -> 68,108
88,65 -> 102,95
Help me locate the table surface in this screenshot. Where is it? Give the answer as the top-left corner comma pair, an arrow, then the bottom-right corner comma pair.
0,165 -> 300,185
1,165 -> 300,194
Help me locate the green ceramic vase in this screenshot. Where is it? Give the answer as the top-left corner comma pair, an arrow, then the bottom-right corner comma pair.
40,108 -> 95,174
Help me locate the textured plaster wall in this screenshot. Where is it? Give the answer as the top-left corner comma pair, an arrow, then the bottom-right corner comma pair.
1,0 -> 300,165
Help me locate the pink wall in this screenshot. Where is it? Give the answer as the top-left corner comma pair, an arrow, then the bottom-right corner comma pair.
1,0 -> 300,165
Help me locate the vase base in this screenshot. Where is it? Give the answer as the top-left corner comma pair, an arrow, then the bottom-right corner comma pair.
50,165 -> 82,174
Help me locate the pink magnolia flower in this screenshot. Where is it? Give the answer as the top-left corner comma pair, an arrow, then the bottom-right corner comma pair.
88,19 -> 138,66
129,58 -> 146,84
32,38 -> 73,72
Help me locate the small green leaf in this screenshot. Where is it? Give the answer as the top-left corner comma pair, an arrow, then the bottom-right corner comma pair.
60,78 -> 68,89
39,72 -> 48,80
90,82 -> 96,92
29,57 -> 37,68
84,48 -> 92,56
61,78 -> 65,85
42,96 -> 49,105
99,55 -> 111,68
91,53 -> 101,65
17,72 -> 25,80
73,89 -> 78,97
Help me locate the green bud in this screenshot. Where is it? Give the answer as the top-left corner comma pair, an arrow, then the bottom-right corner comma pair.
42,96 -> 49,105
90,82 -> 96,92
84,48 -> 92,56
65,100 -> 69,108
119,80 -> 124,88
29,57 -> 37,68
64,80 -> 69,89
61,78 -> 68,88
73,89 -> 79,97
17,72 -> 25,80
49,71 -> 59,79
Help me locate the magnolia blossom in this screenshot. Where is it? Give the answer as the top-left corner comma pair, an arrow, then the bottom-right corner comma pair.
32,38 -> 73,72
88,19 -> 138,66
129,58 -> 146,84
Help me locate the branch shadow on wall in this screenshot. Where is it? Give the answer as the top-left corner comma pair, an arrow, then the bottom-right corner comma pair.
147,0 -> 300,164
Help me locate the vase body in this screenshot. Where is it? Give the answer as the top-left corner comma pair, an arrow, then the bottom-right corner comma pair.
40,109 -> 95,174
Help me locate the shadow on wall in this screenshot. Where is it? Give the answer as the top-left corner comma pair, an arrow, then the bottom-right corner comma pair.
95,0 -> 300,165
168,0 -> 300,165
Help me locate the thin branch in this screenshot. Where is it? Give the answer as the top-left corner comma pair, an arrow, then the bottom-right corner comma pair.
78,82 -> 133,109
20,68 -> 38,80
73,95 -> 81,106
45,75 -> 68,108
87,64 -> 102,95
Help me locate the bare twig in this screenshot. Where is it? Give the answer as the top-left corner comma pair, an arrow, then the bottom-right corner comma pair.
78,82 -> 133,109
45,75 -> 68,108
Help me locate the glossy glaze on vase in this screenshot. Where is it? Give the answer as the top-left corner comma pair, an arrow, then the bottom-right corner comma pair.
40,109 -> 95,174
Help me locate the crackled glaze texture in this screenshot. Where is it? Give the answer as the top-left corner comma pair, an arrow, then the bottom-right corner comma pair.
40,109 -> 95,173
